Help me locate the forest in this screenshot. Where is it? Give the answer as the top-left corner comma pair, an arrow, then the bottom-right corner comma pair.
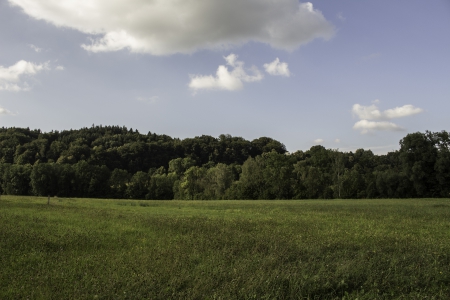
0,125 -> 449,200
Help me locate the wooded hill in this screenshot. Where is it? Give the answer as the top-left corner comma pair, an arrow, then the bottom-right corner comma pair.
0,126 -> 449,199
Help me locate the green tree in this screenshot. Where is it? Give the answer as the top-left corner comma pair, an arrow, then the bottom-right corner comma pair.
331,149 -> 345,198
87,165 -> 111,198
175,166 -> 207,200
109,168 -> 131,199
399,132 -> 438,197
435,150 -> 450,197
202,163 -> 234,199
126,171 -> 149,199
73,161 -> 110,198
432,131 -> 450,197
292,146 -> 333,199
339,165 -> 366,199
238,156 -> 266,199
1,164 -> 32,195
55,164 -> 76,197
168,157 -> 195,177
260,151 -> 294,199
47,141 -> 67,162
147,172 -> 177,200
250,137 -> 287,156
30,163 -> 58,196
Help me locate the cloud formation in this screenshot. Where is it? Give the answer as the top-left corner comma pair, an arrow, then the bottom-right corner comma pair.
9,0 -> 334,55
29,44 -> 42,52
0,106 -> 15,115
189,54 -> 263,92
0,60 -> 49,91
314,139 -> 324,144
352,101 -> 423,134
353,120 -> 403,134
264,58 -> 290,77
352,103 -> 423,120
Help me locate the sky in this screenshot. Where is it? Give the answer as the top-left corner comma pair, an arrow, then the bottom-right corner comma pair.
1,0 -> 449,154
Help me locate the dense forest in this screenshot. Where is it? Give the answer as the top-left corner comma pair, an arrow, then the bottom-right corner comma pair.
0,125 -> 448,199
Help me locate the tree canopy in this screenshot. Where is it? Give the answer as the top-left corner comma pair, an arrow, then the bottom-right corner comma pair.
0,125 -> 448,199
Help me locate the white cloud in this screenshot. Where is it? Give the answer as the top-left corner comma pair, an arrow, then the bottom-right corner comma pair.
352,101 -> 423,134
189,54 -> 263,92
0,106 -> 15,116
9,0 -> 334,55
55,65 -> 65,71
314,139 -> 324,144
335,139 -> 341,143
337,12 -> 346,21
264,58 -> 290,77
352,103 -> 423,120
352,104 -> 383,120
383,105 -> 424,119
0,60 -> 49,91
29,44 -> 42,52
353,120 -> 403,134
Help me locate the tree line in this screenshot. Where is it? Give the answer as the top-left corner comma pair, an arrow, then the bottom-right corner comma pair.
0,125 -> 449,199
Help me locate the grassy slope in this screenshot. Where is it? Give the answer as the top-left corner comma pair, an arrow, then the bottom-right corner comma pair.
1,196 -> 449,299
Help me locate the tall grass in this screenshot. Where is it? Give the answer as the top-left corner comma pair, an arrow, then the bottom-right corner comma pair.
1,196 -> 449,299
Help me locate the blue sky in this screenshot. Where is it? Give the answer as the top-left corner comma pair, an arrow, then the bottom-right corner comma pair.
1,0 -> 449,154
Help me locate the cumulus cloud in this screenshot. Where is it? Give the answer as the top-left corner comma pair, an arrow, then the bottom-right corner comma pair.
189,54 -> 263,92
383,105 -> 424,119
352,103 -> 423,120
0,60 -> 49,91
352,101 -> 423,134
352,104 -> 383,120
264,58 -> 290,77
314,139 -> 324,144
9,0 -> 334,55
29,44 -> 42,52
353,120 -> 403,134
55,65 -> 65,71
335,139 -> 341,143
0,106 -> 15,116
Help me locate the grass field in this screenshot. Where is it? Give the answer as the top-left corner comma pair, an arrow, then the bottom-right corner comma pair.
1,196 -> 449,299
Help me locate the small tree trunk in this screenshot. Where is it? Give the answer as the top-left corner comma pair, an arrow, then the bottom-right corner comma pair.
338,173 -> 341,198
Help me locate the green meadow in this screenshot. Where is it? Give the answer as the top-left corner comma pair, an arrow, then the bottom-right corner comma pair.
1,196 -> 449,299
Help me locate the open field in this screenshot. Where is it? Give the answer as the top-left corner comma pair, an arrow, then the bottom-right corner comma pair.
1,196 -> 450,299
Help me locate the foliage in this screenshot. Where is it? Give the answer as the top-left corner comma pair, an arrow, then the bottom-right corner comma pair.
0,126 -> 449,199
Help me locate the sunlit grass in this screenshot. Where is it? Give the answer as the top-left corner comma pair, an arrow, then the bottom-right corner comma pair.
1,196 -> 449,299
